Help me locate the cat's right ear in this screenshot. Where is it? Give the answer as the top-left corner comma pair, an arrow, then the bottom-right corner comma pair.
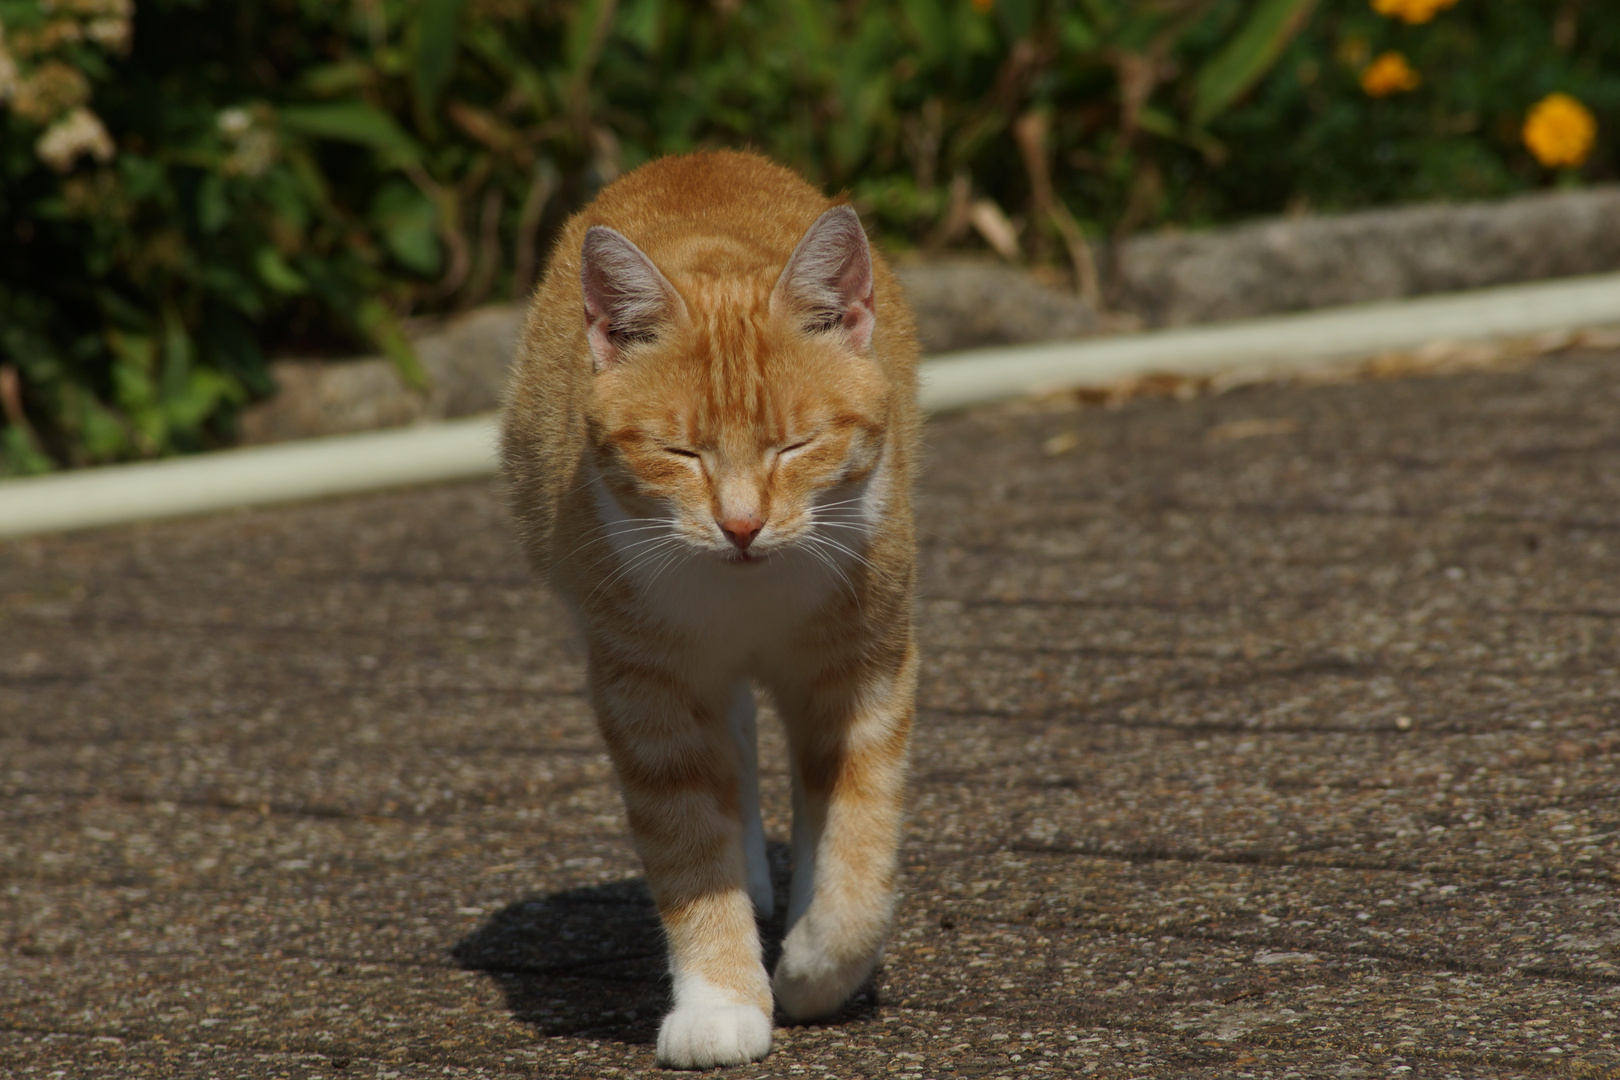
580,226 -> 686,372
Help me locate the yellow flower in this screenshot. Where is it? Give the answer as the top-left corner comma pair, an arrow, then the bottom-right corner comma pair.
1522,93 -> 1597,169
1371,0 -> 1460,25
1360,52 -> 1421,97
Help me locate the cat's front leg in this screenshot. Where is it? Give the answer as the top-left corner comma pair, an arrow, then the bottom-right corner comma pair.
770,648 -> 916,1020
657,895 -> 773,1069
590,658 -> 773,1068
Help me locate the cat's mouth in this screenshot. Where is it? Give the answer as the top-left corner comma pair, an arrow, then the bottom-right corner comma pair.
722,549 -> 769,566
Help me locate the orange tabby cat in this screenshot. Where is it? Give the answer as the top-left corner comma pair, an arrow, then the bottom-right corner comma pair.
501,150 -> 920,1068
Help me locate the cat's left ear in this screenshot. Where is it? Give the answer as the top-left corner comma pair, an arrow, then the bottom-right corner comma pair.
771,205 -> 875,354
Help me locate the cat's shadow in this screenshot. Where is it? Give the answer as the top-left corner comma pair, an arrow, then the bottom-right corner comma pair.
450,841 -> 878,1045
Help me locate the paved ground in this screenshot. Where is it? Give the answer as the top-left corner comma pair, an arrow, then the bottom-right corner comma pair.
3,350 -> 1618,1079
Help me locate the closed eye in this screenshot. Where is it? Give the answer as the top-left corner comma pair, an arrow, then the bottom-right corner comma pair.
780,436 -> 816,454
664,447 -> 700,459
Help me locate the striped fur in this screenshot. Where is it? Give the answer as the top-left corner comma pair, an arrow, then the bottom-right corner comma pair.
501,151 -> 919,1069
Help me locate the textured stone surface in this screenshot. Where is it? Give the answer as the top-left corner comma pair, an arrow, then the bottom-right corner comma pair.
238,187 -> 1620,445
239,303 -> 524,445
893,259 -> 1100,353
1118,185 -> 1620,327
4,351 -> 1620,1078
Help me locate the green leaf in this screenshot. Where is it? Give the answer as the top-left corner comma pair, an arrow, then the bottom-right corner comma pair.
995,0 -> 1037,42
0,1 -> 47,33
1108,5 -> 1168,51
566,0 -> 614,71
106,330 -> 158,380
1078,0 -> 1117,31
1137,107 -> 1228,163
196,172 -> 230,235
160,305 -> 194,410
63,383 -> 131,464
255,248 -> 309,295
278,103 -> 423,164
357,298 -> 429,393
301,61 -> 375,97
165,369 -> 237,435
413,0 -> 465,117
107,332 -> 166,454
900,0 -> 951,68
0,424 -> 55,477
117,155 -> 168,201
620,0 -> 664,52
784,0 -> 834,58
370,180 -> 442,277
199,264 -> 267,319
1191,0 -> 1318,128
200,307 -> 272,399
1059,11 -> 1099,54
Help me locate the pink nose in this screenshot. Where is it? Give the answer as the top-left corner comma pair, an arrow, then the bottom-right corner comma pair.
720,514 -> 764,551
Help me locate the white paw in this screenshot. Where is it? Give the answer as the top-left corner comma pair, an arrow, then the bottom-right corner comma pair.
771,922 -> 881,1021
656,1003 -> 772,1069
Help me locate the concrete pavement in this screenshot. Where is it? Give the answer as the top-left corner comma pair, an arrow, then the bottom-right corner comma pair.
3,349 -> 1618,1078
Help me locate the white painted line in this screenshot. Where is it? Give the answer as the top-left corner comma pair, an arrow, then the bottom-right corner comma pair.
0,415 -> 499,538
919,271 -> 1620,412
4,271 -> 1619,538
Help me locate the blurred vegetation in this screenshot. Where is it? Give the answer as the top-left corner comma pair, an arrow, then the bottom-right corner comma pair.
0,0 -> 1614,474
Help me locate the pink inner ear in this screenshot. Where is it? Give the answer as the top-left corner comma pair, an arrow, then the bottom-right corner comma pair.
580,226 -> 683,371
773,205 -> 876,353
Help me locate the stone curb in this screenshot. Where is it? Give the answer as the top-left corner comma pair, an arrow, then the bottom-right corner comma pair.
0,418 -> 500,539
1117,185 -> 1620,326
919,271 -> 1620,412
235,186 -> 1620,445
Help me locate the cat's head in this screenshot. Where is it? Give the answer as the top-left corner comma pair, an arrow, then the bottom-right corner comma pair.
580,206 -> 896,567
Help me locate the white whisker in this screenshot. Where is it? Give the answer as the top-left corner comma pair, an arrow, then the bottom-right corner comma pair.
578,527 -> 681,578
586,534 -> 685,606
639,543 -> 694,596
801,536 -> 862,612
557,515 -> 674,567
808,531 -> 897,588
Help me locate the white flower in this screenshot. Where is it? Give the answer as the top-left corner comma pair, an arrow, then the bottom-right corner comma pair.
86,16 -> 132,51
217,106 -> 254,139
226,128 -> 277,177
36,105 -> 116,172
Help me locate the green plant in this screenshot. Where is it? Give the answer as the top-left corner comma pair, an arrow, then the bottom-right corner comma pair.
0,0 -> 1315,475
1,0 -> 428,471
1196,0 -> 1617,216
571,0 -> 1320,294
3,0 -> 1611,476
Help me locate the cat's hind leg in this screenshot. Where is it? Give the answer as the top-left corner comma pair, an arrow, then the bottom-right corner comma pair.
728,680 -> 775,920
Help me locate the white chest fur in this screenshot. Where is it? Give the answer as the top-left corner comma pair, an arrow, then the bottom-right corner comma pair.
588,464 -> 888,674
